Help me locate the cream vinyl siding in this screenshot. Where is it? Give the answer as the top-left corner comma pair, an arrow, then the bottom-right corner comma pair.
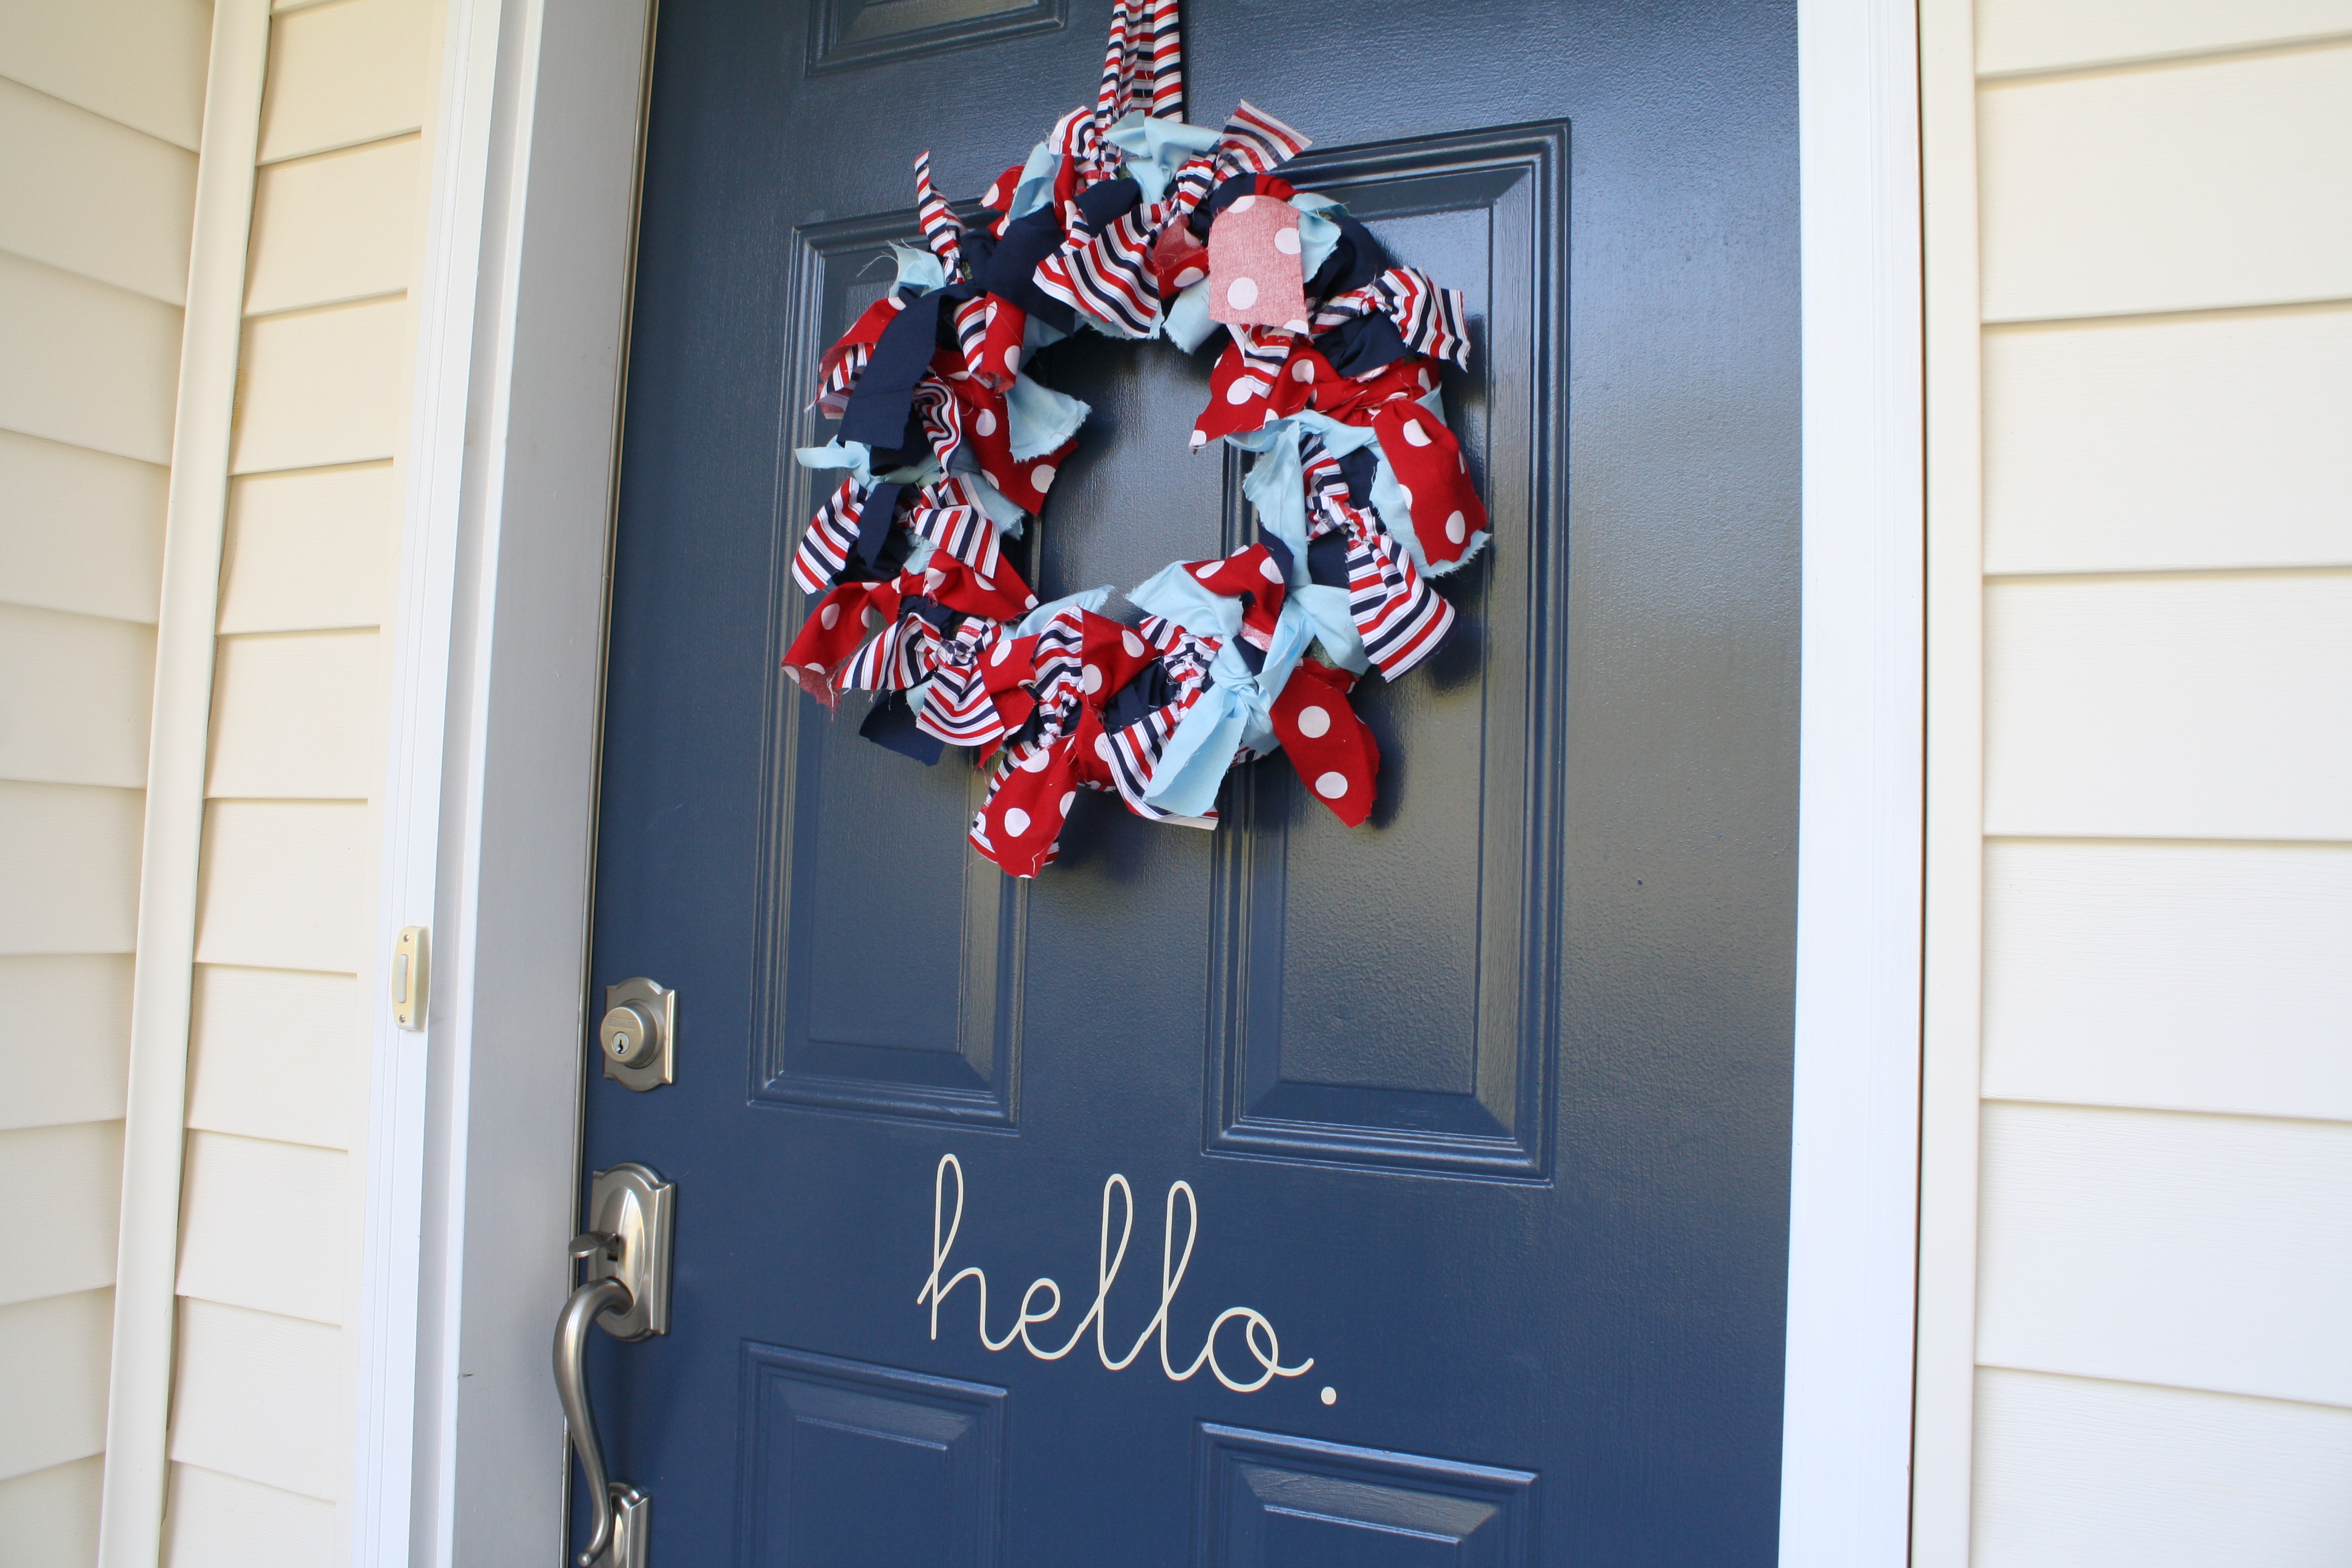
158,0 -> 431,1557
0,1 -> 205,1560
1964,2 -> 2352,1562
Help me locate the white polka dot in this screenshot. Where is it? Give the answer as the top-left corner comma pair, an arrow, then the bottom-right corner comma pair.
1420,369 -> 1436,391
1230,194 -> 1257,214
991,638 -> 1011,666
924,568 -> 946,593
983,182 -> 1001,206
1315,771 -> 1349,799
1030,463 -> 1056,492
1095,733 -> 1115,762
1081,664 -> 1103,693
1296,705 -> 1330,738
974,409 -> 998,437
1004,807 -> 1031,836
1226,377 -> 1266,405
863,606 -> 883,629
985,469 -> 1006,490
1291,358 -> 1316,382
1259,554 -> 1284,583
1019,748 -> 1050,772
804,661 -> 826,673
1282,319 -> 1310,335
1399,485 -> 1415,508
1003,345 -> 1021,373
889,295 -> 907,311
1226,276 -> 1259,311
1122,630 -> 1146,658
1059,791 -> 1076,815
820,603 -> 841,630
1195,563 -> 1220,580
1401,419 -> 1432,447
1445,511 -> 1468,544
1024,594 -> 1039,608
1189,430 -> 1207,450
1273,227 -> 1301,255
1174,266 -> 1206,288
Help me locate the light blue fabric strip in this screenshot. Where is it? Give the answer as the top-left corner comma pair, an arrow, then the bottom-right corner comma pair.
1292,584 -> 1370,673
1007,141 -> 1059,222
1240,425 -> 1309,581
1016,586 -> 1114,639
1141,603 -> 1314,817
795,439 -> 874,483
1128,559 -> 1243,638
1103,111 -> 1221,204
1004,373 -> 1089,459
1163,279 -> 1217,353
1292,206 -> 1340,285
887,241 -> 944,295
949,455 -> 1027,537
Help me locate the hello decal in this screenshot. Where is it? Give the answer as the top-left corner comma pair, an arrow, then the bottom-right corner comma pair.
918,1152 -> 1315,1394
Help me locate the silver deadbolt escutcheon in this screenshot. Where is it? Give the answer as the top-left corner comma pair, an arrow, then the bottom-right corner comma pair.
599,977 -> 674,1091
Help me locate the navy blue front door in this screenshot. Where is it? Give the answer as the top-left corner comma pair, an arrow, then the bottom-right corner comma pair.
584,2 -> 1798,1563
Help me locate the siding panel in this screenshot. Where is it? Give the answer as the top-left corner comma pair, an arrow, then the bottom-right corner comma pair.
218,463 -> 397,633
230,299 -> 408,475
163,1464 -> 338,1568
1979,1103 -> 2352,1406
245,137 -> 419,315
1983,573 -> 2352,841
0,780 -> 143,954
0,1289 -> 111,1481
0,76 -> 197,304
186,966 -> 358,1151
1979,47 -> 2352,322
1983,307 -> 2352,575
0,1120 -> 123,1307
0,0 -> 211,149
194,800 -> 370,974
207,630 -> 384,799
1974,1369 -> 2352,1567
169,1299 -> 342,1501
0,603 -> 156,788
0,1455 -> 103,1568
1984,840 -> 2352,1121
0,250 -> 182,465
1,953 -> 132,1131
176,1132 -> 348,1325
256,0 -> 431,165
0,428 -> 166,623
1978,0 -> 2352,76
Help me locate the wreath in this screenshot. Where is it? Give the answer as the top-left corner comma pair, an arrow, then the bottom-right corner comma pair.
782,0 -> 1488,878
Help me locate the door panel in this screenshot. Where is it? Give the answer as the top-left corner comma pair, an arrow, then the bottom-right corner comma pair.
586,1 -> 1798,1563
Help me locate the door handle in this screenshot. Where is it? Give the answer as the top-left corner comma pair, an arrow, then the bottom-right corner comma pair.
554,1164 -> 673,1567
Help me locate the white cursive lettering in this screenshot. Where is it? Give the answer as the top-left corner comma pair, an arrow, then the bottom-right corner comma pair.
916,1153 -> 1313,1393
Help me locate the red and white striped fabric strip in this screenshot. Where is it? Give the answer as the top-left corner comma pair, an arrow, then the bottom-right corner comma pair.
1345,515 -> 1454,679
1051,209 -> 1161,338
1311,267 -> 1473,370
812,340 -> 869,419
791,477 -> 864,595
905,497 -> 1000,580
1146,0 -> 1183,119
1214,102 -> 1310,181
913,151 -> 962,271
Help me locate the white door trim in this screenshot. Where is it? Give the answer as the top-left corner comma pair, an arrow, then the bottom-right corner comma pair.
350,1 -> 655,1563
1783,0 -> 1927,1562
355,4 -> 1927,1563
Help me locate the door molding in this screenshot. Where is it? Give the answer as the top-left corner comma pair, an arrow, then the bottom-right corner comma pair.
356,3 -> 1927,1564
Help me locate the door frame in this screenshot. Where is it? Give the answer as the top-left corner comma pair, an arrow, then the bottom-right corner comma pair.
349,2 -> 1926,1563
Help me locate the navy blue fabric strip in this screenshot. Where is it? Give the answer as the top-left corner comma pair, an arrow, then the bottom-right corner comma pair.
858,690 -> 946,764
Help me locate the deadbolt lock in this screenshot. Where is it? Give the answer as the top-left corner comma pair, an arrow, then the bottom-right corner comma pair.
599,978 -> 675,1092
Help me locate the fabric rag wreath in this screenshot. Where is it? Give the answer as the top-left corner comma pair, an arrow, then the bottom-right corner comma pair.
782,0 -> 1489,879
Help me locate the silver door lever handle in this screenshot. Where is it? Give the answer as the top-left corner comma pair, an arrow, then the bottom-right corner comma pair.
552,1165 -> 672,1568
554,1274 -> 635,1565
